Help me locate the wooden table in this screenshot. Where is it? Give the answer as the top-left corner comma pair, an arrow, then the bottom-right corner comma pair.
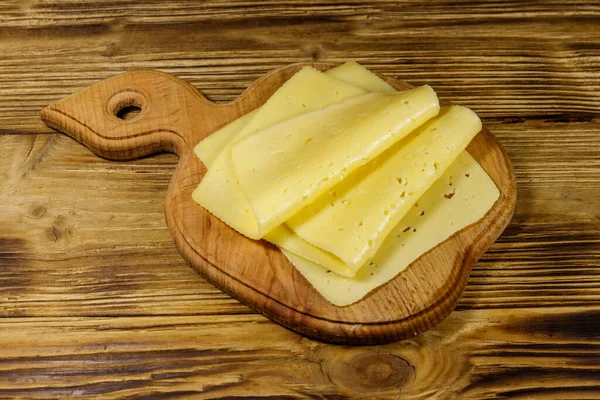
1,1 -> 599,398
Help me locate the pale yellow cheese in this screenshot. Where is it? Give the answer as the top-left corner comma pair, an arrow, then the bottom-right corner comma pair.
284,151 -> 500,306
326,61 -> 396,93
261,62 -> 399,277
193,159 -> 259,237
287,105 -> 482,270
234,68 -> 368,142
265,225 -> 352,277
192,67 -> 368,238
194,110 -> 258,168
232,86 -> 440,237
194,62 -> 395,167
263,225 -> 354,277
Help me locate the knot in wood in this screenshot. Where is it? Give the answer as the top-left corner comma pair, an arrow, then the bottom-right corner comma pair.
326,351 -> 414,393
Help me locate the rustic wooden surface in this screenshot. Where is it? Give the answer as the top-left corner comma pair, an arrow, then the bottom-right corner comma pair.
1,0 -> 599,397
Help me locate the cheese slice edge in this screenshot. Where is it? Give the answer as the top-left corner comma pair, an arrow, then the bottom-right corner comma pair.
264,225 -> 355,277
194,110 -> 258,168
326,61 -> 396,93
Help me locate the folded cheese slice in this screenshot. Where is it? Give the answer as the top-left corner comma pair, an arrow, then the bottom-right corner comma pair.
194,62 -> 393,169
192,67 -> 367,238
284,151 -> 500,306
232,86 -> 440,237
287,105 -> 482,270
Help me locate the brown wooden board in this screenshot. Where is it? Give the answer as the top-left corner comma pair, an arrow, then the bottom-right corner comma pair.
40,63 -> 516,344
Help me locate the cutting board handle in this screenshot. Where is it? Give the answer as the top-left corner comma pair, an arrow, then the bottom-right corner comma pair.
40,70 -> 219,159
41,65 -> 325,161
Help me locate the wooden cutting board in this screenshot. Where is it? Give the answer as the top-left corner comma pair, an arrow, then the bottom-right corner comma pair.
40,63 -> 516,344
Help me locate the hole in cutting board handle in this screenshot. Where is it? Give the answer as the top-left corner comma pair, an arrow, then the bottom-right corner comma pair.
107,90 -> 147,122
117,105 -> 141,120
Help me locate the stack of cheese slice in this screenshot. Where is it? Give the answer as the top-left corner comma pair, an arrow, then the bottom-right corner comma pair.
193,62 -> 500,306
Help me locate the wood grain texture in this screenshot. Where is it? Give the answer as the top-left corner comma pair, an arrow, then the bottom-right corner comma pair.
1,0 -> 599,397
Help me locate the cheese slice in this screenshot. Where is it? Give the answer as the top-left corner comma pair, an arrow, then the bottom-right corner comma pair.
232,86 -> 440,237
194,110 -> 258,168
284,151 -> 500,306
326,61 -> 396,93
192,67 -> 368,238
194,62 -> 395,168
262,62 -> 399,277
287,105 -> 482,270
263,225 -> 354,277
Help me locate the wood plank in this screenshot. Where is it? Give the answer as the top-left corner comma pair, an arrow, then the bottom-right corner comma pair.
0,308 -> 599,398
0,2 -> 598,133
